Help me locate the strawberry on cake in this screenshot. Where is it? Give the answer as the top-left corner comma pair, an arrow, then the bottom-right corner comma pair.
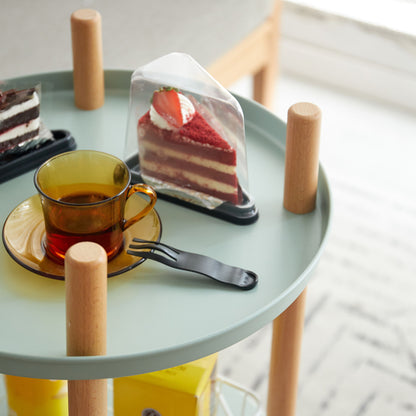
137,87 -> 242,206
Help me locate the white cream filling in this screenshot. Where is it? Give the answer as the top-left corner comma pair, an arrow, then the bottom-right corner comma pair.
150,93 -> 195,130
141,160 -> 237,194
149,106 -> 173,130
0,91 -> 39,122
141,141 -> 236,174
0,118 -> 40,143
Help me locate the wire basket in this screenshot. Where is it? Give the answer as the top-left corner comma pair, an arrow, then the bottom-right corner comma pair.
213,376 -> 263,416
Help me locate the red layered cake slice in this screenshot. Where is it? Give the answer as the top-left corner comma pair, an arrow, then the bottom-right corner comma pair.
0,88 -> 40,153
137,87 -> 242,205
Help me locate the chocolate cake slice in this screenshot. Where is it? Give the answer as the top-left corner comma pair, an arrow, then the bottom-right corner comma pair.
0,88 -> 41,153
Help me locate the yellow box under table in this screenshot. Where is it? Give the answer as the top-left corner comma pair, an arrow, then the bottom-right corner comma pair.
113,354 -> 217,416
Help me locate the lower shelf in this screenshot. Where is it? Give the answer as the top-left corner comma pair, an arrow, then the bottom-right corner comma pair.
0,375 -> 264,416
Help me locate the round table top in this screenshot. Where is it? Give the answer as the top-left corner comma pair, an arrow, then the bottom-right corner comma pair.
0,71 -> 331,380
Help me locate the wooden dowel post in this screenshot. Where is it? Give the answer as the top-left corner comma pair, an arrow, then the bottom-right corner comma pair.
65,242 -> 108,416
284,103 -> 322,214
267,102 -> 321,416
71,9 -> 105,110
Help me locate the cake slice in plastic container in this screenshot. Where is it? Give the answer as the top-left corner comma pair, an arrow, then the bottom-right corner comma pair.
124,53 -> 258,224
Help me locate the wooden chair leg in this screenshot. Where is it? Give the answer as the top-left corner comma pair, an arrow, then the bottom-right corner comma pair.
253,61 -> 277,110
208,0 -> 281,109
267,103 -> 322,416
253,0 -> 281,109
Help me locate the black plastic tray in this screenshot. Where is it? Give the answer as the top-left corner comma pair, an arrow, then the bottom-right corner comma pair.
125,154 -> 259,225
0,130 -> 76,184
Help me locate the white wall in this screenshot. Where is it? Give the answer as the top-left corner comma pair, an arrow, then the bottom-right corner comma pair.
280,0 -> 416,112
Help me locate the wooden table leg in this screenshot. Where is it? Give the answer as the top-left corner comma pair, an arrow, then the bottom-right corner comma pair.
267,290 -> 307,415
65,242 -> 108,416
71,9 -> 105,110
267,103 -> 321,416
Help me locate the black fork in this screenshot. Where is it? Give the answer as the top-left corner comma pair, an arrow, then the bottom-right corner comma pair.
127,238 -> 258,290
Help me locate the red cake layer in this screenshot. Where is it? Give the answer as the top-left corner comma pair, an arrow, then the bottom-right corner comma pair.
141,149 -> 238,187
141,167 -> 240,203
139,112 -> 236,165
138,108 -> 242,205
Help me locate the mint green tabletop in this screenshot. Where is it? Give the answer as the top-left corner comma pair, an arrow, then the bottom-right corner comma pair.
0,71 -> 331,380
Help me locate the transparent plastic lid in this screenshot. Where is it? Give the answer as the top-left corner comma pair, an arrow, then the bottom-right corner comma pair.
124,53 -> 258,224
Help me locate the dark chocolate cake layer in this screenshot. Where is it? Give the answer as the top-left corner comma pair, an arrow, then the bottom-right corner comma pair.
0,87 -> 40,153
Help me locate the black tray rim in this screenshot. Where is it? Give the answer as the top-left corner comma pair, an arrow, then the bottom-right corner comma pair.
0,130 -> 76,184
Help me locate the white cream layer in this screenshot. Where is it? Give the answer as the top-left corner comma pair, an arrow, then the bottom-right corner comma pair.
141,141 -> 235,174
0,91 -> 39,122
141,160 -> 236,195
0,118 -> 40,143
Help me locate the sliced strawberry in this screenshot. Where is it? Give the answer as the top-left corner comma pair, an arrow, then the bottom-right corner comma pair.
152,87 -> 183,128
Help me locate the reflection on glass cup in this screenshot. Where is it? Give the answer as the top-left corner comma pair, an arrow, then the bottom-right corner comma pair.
34,150 -> 157,264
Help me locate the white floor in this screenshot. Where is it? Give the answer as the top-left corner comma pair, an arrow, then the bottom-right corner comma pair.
219,72 -> 416,415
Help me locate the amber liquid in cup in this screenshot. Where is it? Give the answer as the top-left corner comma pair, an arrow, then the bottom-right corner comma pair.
42,183 -> 125,263
35,151 -> 157,264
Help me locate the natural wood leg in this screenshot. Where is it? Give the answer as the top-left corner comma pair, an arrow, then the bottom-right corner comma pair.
267,103 -> 322,416
71,9 -> 104,110
68,379 -> 108,416
66,242 -> 108,416
267,290 -> 307,416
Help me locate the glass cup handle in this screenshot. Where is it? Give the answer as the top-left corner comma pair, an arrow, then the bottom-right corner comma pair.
122,184 -> 157,231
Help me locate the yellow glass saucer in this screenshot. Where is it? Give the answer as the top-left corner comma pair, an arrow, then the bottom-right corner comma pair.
2,194 -> 162,279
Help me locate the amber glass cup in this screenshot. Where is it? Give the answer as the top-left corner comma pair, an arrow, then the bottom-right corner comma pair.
35,150 -> 157,264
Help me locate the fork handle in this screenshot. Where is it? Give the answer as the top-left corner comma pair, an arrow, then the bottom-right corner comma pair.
128,247 -> 258,290
176,251 -> 258,290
